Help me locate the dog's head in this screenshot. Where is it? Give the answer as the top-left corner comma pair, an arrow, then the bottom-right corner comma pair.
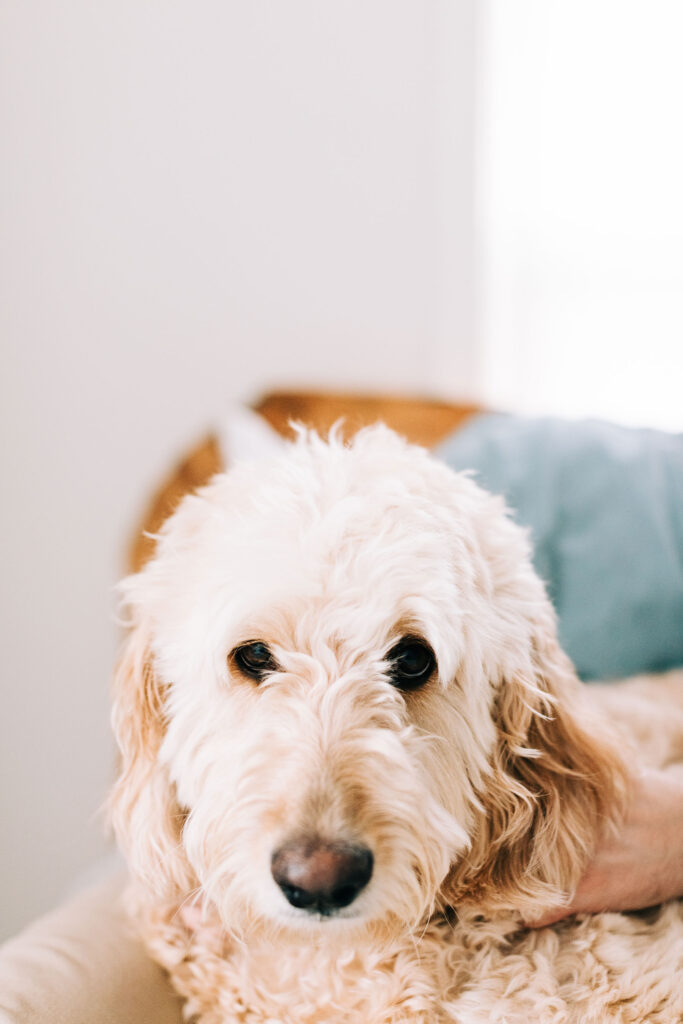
110,426 -> 624,939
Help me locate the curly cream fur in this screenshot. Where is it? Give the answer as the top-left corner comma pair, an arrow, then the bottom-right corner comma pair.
110,426 -> 683,1022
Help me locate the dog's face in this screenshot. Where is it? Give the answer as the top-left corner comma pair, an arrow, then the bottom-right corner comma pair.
111,427 -> 622,939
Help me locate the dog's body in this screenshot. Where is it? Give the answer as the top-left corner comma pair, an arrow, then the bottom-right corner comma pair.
111,427 -> 683,1023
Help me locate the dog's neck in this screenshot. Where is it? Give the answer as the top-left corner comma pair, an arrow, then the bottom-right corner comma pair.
137,889 -> 527,1023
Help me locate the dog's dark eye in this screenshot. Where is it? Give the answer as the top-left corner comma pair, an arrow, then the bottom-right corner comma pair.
386,637 -> 436,691
231,641 -> 278,680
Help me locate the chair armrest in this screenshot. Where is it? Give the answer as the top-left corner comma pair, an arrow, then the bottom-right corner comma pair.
0,873 -> 183,1024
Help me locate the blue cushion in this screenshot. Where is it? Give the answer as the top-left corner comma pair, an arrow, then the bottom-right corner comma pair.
436,414 -> 683,681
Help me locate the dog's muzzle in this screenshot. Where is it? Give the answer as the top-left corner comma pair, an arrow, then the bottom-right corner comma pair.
271,837 -> 373,916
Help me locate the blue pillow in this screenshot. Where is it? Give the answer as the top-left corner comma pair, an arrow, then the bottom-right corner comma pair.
436,414 -> 683,681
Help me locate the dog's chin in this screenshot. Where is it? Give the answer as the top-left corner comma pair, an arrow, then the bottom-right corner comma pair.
272,906 -> 374,936
216,884 -> 422,949
258,889 -> 380,935
264,886 -> 440,951
258,908 -> 417,953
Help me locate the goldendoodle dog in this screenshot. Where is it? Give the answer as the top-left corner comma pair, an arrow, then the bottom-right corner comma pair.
110,426 -> 683,1023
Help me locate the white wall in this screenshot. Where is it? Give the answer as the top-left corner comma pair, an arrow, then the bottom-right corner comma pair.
0,1 -> 478,939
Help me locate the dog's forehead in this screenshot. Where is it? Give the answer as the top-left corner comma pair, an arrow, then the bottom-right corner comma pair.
140,432 -> 485,679
196,436 -> 472,590
145,432 -> 482,668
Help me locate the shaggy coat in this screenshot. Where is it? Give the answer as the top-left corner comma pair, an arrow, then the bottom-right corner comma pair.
110,427 -> 683,1023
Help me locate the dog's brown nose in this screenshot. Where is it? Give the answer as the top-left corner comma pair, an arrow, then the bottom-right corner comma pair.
271,838 -> 373,915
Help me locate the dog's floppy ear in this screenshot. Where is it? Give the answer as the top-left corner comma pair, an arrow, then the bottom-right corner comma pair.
108,616 -> 191,900
445,494 -> 627,918
470,620 -> 626,917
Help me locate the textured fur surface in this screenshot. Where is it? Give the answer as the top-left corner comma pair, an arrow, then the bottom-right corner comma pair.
110,426 -> 683,1022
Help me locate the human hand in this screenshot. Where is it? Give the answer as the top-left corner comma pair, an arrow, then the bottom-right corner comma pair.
532,766 -> 683,928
